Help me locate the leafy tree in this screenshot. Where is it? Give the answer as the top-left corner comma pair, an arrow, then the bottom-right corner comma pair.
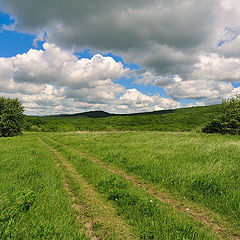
0,97 -> 25,137
203,95 -> 240,134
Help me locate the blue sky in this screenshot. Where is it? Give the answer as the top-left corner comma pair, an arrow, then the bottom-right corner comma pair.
0,12 -> 36,57
0,1 -> 239,115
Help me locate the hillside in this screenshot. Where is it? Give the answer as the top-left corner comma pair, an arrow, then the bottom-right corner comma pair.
51,109 -> 176,118
25,104 -> 221,132
52,110 -> 114,118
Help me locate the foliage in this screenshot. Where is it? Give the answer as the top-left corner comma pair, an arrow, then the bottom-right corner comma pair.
203,95 -> 240,134
0,97 -> 25,137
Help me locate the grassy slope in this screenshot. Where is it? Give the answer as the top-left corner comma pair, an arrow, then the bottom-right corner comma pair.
25,104 -> 221,132
49,131 -> 240,230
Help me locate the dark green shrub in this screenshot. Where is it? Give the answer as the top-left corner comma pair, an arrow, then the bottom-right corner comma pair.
203,95 -> 240,134
202,117 -> 224,134
0,97 -> 25,137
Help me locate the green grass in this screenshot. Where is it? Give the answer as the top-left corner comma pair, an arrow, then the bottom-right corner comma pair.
43,135 -> 218,239
49,131 -> 240,229
25,104 -> 221,132
2,131 -> 240,239
0,134 -> 86,239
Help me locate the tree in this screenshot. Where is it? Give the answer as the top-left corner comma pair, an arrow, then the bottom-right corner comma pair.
203,95 -> 240,134
0,97 -> 25,137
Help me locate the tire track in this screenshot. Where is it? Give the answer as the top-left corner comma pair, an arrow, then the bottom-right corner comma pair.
45,135 -> 240,240
38,137 -> 137,240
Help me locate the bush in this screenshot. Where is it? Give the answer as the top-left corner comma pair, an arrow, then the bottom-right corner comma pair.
203,95 -> 240,134
0,97 -> 25,137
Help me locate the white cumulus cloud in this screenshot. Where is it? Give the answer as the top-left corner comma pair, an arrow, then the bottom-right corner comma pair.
116,89 -> 181,113
0,43 -> 181,114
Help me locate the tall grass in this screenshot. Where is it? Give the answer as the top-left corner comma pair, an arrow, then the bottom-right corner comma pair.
0,134 -> 86,239
45,135 -> 217,239
50,131 -> 240,228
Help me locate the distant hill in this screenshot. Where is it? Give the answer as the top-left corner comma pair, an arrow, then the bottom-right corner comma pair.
53,110 -> 114,118
25,104 -> 222,132
50,108 -> 177,118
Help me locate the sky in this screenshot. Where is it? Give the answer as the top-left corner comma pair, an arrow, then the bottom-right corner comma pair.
0,0 -> 240,115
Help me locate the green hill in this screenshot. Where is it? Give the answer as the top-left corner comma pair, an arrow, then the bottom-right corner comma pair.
52,110 -> 113,118
25,104 -> 221,132
51,109 -> 176,118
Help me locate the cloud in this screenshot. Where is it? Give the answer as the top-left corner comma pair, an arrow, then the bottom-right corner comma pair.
0,0 -> 240,112
0,43 -> 181,114
191,54 -> 240,82
164,78 -> 240,104
186,102 -> 206,108
217,27 -> 239,48
4,43 -> 127,89
0,0 -> 220,74
153,75 -> 182,87
33,30 -> 48,47
116,89 -> 181,113
126,43 -> 196,77
150,52 -> 240,103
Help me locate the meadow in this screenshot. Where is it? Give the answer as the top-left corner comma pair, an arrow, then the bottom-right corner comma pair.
1,131 -> 240,239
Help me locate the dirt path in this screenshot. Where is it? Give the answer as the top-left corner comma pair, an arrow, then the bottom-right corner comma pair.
45,135 -> 240,240
38,137 -> 137,240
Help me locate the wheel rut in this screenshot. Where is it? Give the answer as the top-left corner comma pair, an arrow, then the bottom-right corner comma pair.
38,137 -> 137,240
45,135 -> 240,240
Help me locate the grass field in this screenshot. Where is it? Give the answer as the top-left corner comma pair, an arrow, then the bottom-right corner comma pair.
1,131 -> 240,239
